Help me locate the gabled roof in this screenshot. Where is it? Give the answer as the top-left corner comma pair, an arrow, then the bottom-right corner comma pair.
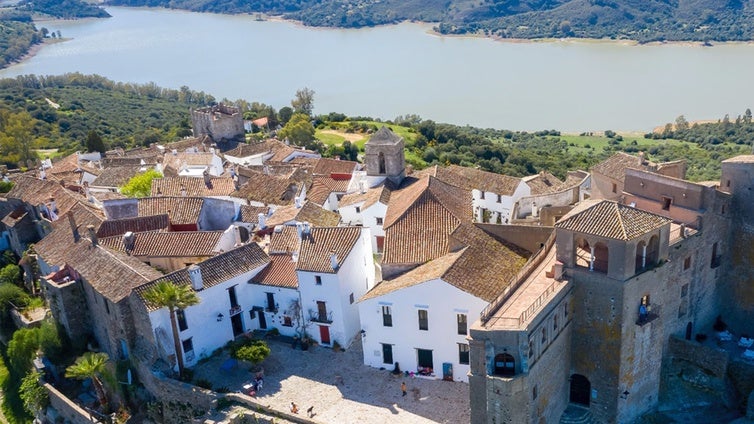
366,126 -> 402,145
100,231 -> 223,257
97,214 -> 170,238
339,182 -> 393,209
522,171 -> 566,195
151,176 -> 236,197
555,200 -> 670,241
310,157 -> 359,176
250,253 -> 298,289
137,197 -> 204,225
35,204 -> 162,303
591,152 -> 644,182
363,223 -> 528,302
296,227 -> 362,274
382,176 -> 471,265
224,141 -> 275,159
5,175 -> 99,219
417,165 -> 522,196
269,226 -> 301,254
90,166 -> 141,188
265,201 -> 340,228
307,176 -> 350,205
135,243 -> 269,311
238,205 -> 269,224
233,171 -> 299,206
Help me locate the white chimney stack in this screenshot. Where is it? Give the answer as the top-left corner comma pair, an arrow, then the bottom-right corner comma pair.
258,213 -> 266,229
359,180 -> 366,194
188,264 -> 203,291
123,231 -> 135,253
234,226 -> 242,245
330,250 -> 339,270
532,202 -> 539,218
296,222 -> 304,239
295,196 -> 302,208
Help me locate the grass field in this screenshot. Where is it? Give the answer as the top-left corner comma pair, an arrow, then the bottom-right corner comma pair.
316,121 -> 418,150
556,134 -> 704,155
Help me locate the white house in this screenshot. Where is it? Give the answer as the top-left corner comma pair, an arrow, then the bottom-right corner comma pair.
296,226 -> 375,348
359,223 -> 528,382
338,182 -> 392,254
136,243 -> 270,368
249,253 -> 303,338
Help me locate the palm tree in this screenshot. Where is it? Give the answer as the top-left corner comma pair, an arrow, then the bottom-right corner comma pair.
66,352 -> 110,408
142,281 -> 200,378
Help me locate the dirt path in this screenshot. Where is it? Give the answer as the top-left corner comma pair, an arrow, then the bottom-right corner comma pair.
319,130 -> 366,143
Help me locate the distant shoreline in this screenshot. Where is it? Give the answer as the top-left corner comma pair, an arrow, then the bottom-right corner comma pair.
12,38 -> 67,67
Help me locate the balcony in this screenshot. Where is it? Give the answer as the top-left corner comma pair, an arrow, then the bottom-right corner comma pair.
229,305 -> 242,317
309,310 -> 333,324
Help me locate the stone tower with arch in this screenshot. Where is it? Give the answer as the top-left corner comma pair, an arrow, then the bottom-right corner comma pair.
364,126 -> 405,188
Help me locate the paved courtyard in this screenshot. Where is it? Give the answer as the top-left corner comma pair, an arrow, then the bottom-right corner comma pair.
193,337 -> 470,423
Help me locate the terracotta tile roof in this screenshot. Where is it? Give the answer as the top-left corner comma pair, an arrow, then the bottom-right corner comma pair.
307,176 -> 350,205
137,197 -> 204,225
555,200 -> 670,241
233,172 -> 299,206
269,226 -> 302,254
161,135 -> 213,152
102,157 -> 145,167
100,231 -> 223,257
296,227 -> 362,274
310,158 -> 359,176
339,182 -> 392,209
268,145 -> 299,162
5,175 -> 97,218
363,223 -> 528,302
224,141 -> 276,159
151,176 -> 236,197
237,163 -> 310,180
89,191 -> 127,202
250,254 -> 298,289
238,205 -> 269,224
134,243 -> 269,311
96,214 -> 170,238
1,206 -> 28,227
382,176 -> 472,266
522,171 -> 566,195
418,165 -> 522,196
91,166 -> 142,188
35,204 -> 162,303
267,202 -> 340,228
591,152 -> 644,182
163,152 -> 215,175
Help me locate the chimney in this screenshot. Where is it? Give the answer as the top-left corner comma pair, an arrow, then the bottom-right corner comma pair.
330,250 -> 339,271
303,221 -> 311,236
39,168 -> 46,180
87,224 -> 98,247
203,169 -> 212,189
257,213 -> 266,229
532,202 -> 539,218
49,197 -> 57,213
233,226 -> 242,245
83,181 -> 91,199
123,231 -> 135,253
292,251 -> 299,262
295,196 -> 302,208
68,213 -> 80,242
296,222 -> 304,239
359,180 -> 366,194
638,151 -> 646,165
188,264 -> 203,290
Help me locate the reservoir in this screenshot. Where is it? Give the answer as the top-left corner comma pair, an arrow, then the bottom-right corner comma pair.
2,7 -> 752,132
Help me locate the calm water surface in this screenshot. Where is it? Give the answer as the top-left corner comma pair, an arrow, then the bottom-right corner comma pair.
2,7 -> 754,132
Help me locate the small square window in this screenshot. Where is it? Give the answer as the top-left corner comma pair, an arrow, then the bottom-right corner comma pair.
355,206 -> 361,213
662,196 -> 672,211
376,217 -> 383,225
418,310 -> 428,331
283,316 -> 293,327
681,283 -> 689,298
315,276 -> 322,285
612,183 -> 617,193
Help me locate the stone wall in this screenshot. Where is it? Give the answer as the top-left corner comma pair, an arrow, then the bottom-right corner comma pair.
475,224 -> 552,254
191,105 -> 244,143
45,382 -> 100,424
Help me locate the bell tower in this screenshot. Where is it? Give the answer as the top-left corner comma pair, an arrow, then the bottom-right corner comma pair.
365,126 -> 405,187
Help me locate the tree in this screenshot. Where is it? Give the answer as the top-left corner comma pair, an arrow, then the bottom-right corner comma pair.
120,169 -> 162,198
278,113 -> 315,145
675,115 -> 689,131
66,352 -> 110,408
142,281 -> 200,378
744,108 -> 752,125
85,130 -> 106,153
0,264 -> 21,285
232,340 -> 271,366
291,87 -> 315,116
278,106 -> 294,125
19,371 -> 48,415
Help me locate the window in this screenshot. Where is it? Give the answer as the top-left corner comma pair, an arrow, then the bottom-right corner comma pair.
349,293 -> 354,304
497,194 -> 502,203
355,206 -> 361,213
182,337 -> 193,354
564,301 -> 569,318
528,340 -> 535,359
177,309 -> 188,331
727,179 -> 731,188
382,306 -> 392,327
266,292 -> 276,312
458,343 -> 470,365
684,256 -> 691,270
479,191 -> 485,200
103,297 -> 110,314
378,152 -> 386,174
457,314 -> 467,335
533,385 -> 538,400
382,343 -> 393,364
711,242 -> 721,268
315,276 -> 322,285
541,327 -> 547,344
681,283 -> 689,298
418,309 -> 428,331
662,196 -> 672,211
283,316 -> 293,327
376,217 -> 383,225
611,183 -> 617,193
553,314 -> 558,331
228,285 -> 238,308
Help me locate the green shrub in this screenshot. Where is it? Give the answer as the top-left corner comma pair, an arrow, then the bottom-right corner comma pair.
232,340 -> 270,365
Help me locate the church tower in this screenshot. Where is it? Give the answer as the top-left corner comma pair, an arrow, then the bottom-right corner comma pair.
364,126 -> 405,187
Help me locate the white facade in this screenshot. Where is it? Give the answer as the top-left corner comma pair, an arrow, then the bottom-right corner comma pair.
147,263 -> 269,368
244,285 -> 301,338
297,228 -> 375,348
359,279 -> 488,383
340,201 -> 387,254
473,181 -> 530,224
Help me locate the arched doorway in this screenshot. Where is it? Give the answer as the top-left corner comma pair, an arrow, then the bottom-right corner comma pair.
569,374 -> 591,406
593,242 -> 609,273
494,353 -> 515,376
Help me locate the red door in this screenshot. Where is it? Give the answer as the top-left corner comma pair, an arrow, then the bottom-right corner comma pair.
319,325 -> 330,345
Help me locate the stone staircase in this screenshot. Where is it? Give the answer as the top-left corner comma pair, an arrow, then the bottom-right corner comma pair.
559,404 -> 595,424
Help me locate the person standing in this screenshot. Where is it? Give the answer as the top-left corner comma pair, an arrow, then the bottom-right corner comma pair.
401,381 -> 407,397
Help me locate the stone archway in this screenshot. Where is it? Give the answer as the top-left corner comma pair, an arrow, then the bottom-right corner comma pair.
569,374 -> 591,406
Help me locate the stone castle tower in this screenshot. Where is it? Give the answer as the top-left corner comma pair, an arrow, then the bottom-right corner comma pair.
191,103 -> 244,143
364,126 -> 405,187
